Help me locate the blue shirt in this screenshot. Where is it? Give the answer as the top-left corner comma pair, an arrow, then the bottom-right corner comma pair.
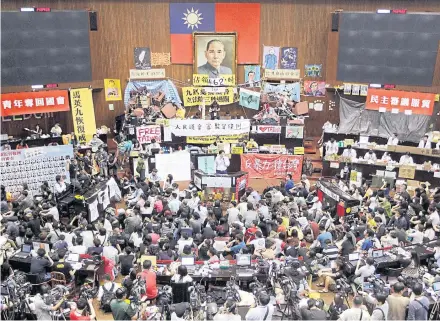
317,231 -> 333,247
231,241 -> 246,254
285,180 -> 294,193
361,238 -> 374,251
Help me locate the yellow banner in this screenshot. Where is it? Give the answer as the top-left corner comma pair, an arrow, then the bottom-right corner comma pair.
104,79 -> 122,101
155,118 -> 170,126
182,87 -> 235,106
193,74 -> 236,86
231,146 -> 244,154
294,147 -> 304,155
186,133 -> 248,144
70,88 -> 97,145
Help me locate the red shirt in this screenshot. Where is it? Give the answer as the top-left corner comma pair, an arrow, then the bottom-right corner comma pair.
310,221 -> 319,240
154,200 -> 163,213
70,310 -> 91,321
245,227 -> 258,242
149,233 -> 160,244
138,270 -> 158,299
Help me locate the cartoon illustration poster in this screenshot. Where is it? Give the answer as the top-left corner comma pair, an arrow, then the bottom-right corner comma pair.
104,79 -> 122,101
305,64 -> 322,77
244,65 -> 261,88
303,81 -> 326,97
280,47 -> 297,69
263,46 -> 280,70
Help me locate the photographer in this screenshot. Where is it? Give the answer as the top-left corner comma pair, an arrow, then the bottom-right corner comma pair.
245,292 -> 274,321
32,284 -> 66,320
213,299 -> 241,321
300,298 -> 326,320
110,288 -> 138,321
328,293 -> 348,320
70,298 -> 96,320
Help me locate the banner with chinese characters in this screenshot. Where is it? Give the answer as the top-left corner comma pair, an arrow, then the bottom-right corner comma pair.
1,90 -> 69,117
182,87 -> 234,106
398,165 -> 416,179
186,133 -> 248,144
366,89 -> 435,116
0,145 -> 73,196
235,172 -> 249,200
169,119 -> 250,137
193,74 -> 236,86
69,88 -> 97,145
264,69 -> 300,80
136,125 -> 162,144
129,69 -> 166,79
241,154 -> 303,180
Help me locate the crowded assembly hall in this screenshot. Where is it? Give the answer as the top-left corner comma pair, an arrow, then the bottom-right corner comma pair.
2,1 -> 440,321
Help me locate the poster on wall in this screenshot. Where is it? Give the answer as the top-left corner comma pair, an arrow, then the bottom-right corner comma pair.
0,145 -> 73,196
286,126 -> 304,139
197,155 -> 216,174
104,79 -> 122,101
304,64 -> 322,77
70,88 -> 97,145
280,47 -> 297,69
239,88 -> 261,110
134,47 -> 151,70
244,65 -> 261,88
263,46 -> 280,70
194,32 -> 236,82
235,173 -> 248,200
241,154 -> 303,180
136,125 -> 162,144
303,81 -> 326,97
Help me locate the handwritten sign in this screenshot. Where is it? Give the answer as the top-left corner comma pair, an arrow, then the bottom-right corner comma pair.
182,87 -> 234,106
232,146 -> 244,154
398,165 -> 416,179
294,147 -> 305,155
264,69 -> 300,80
193,74 -> 236,86
129,69 -> 166,79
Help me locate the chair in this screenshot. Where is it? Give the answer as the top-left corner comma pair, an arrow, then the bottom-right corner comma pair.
26,273 -> 50,295
384,267 -> 405,282
171,282 -> 191,304
50,272 -> 66,287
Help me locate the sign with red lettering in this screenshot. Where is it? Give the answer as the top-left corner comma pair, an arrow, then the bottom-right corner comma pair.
366,88 -> 435,116
256,125 -> 282,134
1,90 -> 70,117
241,154 -> 303,180
136,125 -> 162,144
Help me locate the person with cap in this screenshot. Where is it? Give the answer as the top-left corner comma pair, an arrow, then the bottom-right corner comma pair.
338,295 -> 370,321
364,149 -> 377,162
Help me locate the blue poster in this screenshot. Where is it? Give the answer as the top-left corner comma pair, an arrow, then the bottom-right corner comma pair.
280,47 -> 298,69
198,155 -> 216,174
244,65 -> 261,87
239,88 -> 261,110
264,82 -> 301,102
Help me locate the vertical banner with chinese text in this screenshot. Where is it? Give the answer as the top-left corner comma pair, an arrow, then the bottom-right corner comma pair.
240,154 -> 303,180
70,88 -> 97,145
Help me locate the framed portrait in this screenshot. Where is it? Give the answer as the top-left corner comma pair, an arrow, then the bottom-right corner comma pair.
193,32 -> 237,80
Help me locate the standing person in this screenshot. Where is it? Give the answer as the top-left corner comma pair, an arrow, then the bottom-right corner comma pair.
285,174 -> 294,194
387,282 -> 410,321
325,138 -> 339,156
215,150 -> 230,174
108,152 -> 118,177
138,260 -> 158,300
245,292 -> 274,321
338,295 -> 370,321
407,283 -> 429,321
110,288 -> 138,321
96,146 -> 109,178
89,134 -> 104,152
387,133 -> 399,146
370,292 -> 389,321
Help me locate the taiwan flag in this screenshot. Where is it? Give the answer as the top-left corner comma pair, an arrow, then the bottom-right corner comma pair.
170,3 -> 260,64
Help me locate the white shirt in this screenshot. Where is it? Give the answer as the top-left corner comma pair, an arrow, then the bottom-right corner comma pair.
238,202 -> 248,216
381,153 -> 392,162
407,230 -> 424,244
171,274 -> 193,283
364,152 -> 377,162
103,246 -> 119,264
97,282 -> 119,301
146,142 -> 161,154
342,148 -> 357,160
245,305 -> 275,321
81,230 -> 95,248
418,139 -> 431,149
70,245 -> 87,255
215,155 -> 230,171
429,211 -> 440,226
169,198 -> 181,214
227,207 -> 240,225
51,126 -> 62,136
326,141 -> 339,155
387,137 -> 398,146
250,238 -> 266,252
399,155 -> 414,165
54,182 -> 66,194
339,307 -> 370,321
177,239 -> 193,254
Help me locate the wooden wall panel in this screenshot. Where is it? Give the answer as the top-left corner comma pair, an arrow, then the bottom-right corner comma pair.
2,0 -> 440,138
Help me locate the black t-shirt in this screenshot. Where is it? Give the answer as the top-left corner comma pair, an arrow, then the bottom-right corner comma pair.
69,163 -> 77,179
331,268 -> 343,280
202,227 -> 216,239
341,239 -> 354,256
119,254 -> 134,275
285,245 -> 298,257
30,257 -> 50,276
52,261 -> 73,282
27,219 -> 41,236
301,308 -> 327,321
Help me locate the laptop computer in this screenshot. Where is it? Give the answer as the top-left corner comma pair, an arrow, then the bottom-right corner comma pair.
14,244 -> 32,259
181,256 -> 196,273
432,281 -> 440,294
236,254 -> 253,276
66,253 -> 80,263
348,252 -> 360,262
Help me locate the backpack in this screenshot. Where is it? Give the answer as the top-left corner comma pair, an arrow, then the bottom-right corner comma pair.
100,283 -> 116,312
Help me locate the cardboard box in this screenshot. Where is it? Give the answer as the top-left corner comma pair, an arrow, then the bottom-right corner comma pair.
294,101 -> 309,115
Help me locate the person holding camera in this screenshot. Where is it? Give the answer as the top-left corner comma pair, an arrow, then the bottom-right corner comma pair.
32,284 -> 67,320
213,299 -> 241,321
70,298 -> 96,320
245,291 -> 274,321
328,293 -> 348,320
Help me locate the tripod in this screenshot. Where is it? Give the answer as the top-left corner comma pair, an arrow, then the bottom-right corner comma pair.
429,299 -> 439,321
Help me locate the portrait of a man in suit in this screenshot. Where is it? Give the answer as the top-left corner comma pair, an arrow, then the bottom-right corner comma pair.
194,33 -> 236,81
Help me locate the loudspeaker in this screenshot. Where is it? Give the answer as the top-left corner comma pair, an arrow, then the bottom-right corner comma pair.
331,12 -> 339,32
89,11 -> 98,31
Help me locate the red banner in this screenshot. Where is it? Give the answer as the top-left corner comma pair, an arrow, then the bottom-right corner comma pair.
366,88 -> 435,116
1,90 -> 70,117
241,154 -> 303,180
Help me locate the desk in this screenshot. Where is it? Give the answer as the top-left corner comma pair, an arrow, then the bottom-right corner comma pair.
1,136 -> 64,149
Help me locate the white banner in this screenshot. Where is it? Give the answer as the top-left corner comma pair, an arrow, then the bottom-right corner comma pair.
129,69 -> 166,79
256,125 -> 282,134
169,119 -> 250,137
136,125 -> 162,144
